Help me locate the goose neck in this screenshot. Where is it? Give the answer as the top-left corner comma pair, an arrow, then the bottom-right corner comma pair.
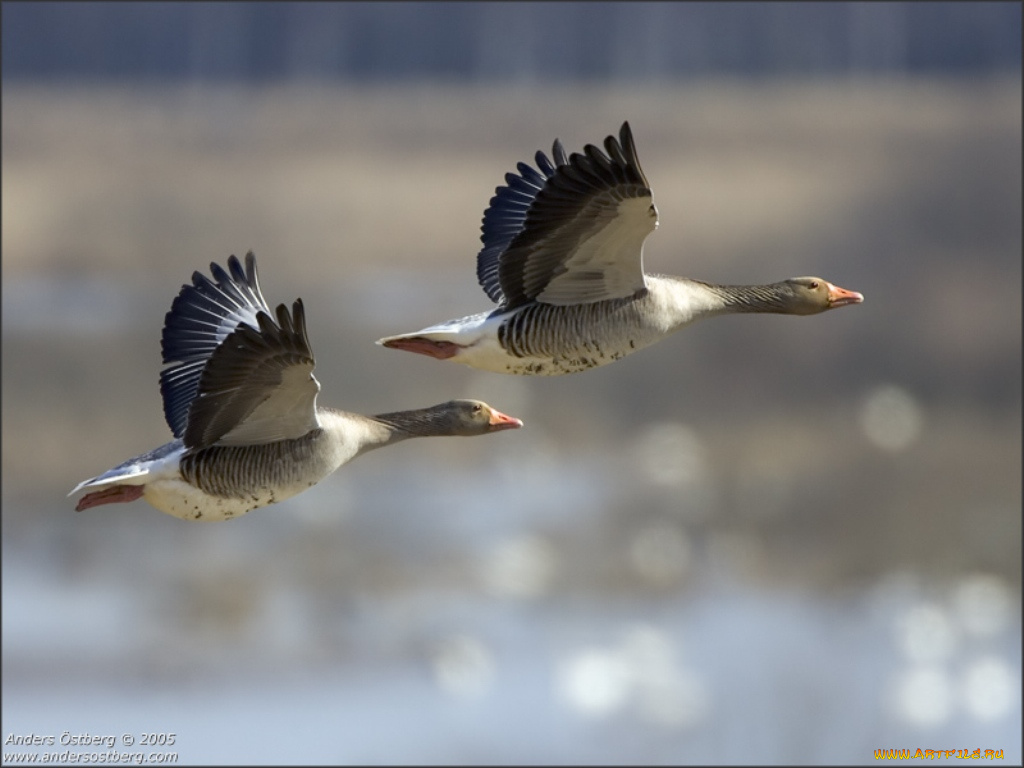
693,280 -> 795,314
369,406 -> 454,440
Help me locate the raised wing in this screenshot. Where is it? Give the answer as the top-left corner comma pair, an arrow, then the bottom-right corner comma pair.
160,252 -> 272,438
183,299 -> 321,450
477,122 -> 658,309
477,139 -> 567,304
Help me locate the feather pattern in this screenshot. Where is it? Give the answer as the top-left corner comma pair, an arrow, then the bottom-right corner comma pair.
160,252 -> 271,438
183,299 -> 320,449
477,157 -> 559,304
484,122 -> 657,309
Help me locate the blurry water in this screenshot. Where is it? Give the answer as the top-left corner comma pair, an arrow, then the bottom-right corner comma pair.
4,551 -> 1020,765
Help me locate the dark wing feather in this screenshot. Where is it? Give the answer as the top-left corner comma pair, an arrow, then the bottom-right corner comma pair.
477,157 -> 558,304
479,122 -> 658,310
183,299 -> 320,450
160,252 -> 271,438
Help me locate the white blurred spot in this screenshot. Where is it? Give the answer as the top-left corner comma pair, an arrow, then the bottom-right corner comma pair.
860,384 -> 923,452
962,656 -> 1017,721
637,669 -> 709,728
629,522 -> 692,586
633,422 -> 708,488
557,626 -> 708,727
431,634 -> 494,699
480,534 -> 557,599
951,573 -> 1015,637
556,648 -> 631,717
619,625 -> 708,728
619,624 -> 676,678
890,665 -> 953,726
897,603 -> 958,663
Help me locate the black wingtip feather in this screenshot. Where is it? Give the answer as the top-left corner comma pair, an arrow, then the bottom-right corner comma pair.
159,252 -> 274,438
535,150 -> 558,177
551,139 -> 568,166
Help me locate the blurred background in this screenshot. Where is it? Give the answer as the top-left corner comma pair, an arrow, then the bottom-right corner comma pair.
2,2 -> 1020,764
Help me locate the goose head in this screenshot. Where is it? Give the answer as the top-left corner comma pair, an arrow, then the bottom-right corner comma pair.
445,399 -> 525,434
781,277 -> 864,315
371,399 -> 523,438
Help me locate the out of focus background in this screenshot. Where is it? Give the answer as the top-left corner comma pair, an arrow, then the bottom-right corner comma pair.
3,2 -> 1021,764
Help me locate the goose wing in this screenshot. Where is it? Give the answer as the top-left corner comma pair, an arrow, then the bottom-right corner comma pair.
159,252 -> 320,449
183,298 -> 320,449
477,122 -> 658,309
160,252 -> 272,438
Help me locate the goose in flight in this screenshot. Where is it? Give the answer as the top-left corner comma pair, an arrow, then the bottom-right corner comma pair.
378,122 -> 863,375
70,253 -> 522,521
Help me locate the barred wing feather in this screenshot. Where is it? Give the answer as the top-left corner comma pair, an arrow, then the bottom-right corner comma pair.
159,252 -> 272,438
478,122 -> 658,310
183,299 -> 320,449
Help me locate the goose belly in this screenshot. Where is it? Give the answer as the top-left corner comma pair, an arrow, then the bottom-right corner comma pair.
143,478 -> 277,522
156,432 -> 343,522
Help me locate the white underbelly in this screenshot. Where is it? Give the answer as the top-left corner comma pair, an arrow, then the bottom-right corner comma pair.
143,476 -> 308,522
454,341 -> 622,375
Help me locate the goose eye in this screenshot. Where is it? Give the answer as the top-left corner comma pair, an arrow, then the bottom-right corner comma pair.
809,280 -> 820,289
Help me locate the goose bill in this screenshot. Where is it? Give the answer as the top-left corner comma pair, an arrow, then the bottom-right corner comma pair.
488,409 -> 524,430
826,282 -> 865,307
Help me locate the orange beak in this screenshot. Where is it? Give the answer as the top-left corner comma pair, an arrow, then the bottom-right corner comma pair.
488,408 -> 524,431
826,282 -> 864,308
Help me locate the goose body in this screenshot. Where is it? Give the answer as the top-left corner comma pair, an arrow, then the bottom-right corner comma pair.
378,122 -> 863,375
70,254 -> 522,522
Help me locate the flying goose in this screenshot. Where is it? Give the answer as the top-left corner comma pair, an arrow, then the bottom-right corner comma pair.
378,121 -> 863,375
69,253 -> 522,521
